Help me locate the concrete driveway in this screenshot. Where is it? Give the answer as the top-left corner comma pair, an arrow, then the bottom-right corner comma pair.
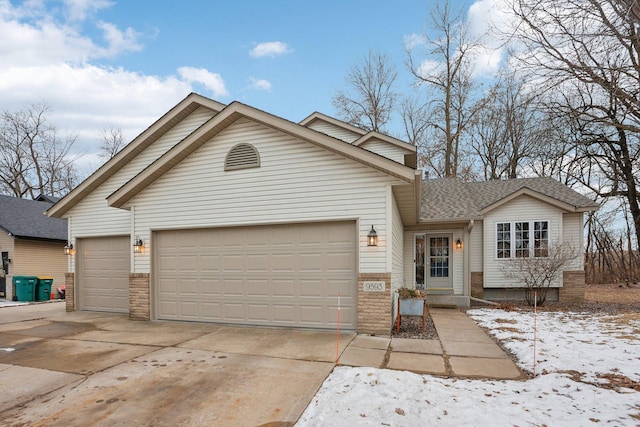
0,302 -> 354,426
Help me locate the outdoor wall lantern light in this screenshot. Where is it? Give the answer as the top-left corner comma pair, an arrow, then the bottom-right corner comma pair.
455,238 -> 463,250
367,225 -> 378,247
64,241 -> 73,256
133,236 -> 144,254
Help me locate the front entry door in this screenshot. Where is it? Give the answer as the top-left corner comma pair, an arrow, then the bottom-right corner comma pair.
415,234 -> 453,293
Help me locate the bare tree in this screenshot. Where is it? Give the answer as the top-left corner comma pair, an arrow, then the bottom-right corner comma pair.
406,0 -> 484,178
400,96 -> 430,147
508,0 -> 640,248
0,103 -> 78,198
585,204 -> 640,284
98,126 -> 125,161
501,242 -> 578,305
332,50 -> 398,133
470,74 -> 541,180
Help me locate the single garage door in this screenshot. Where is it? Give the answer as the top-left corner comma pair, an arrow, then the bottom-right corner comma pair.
76,236 -> 130,313
155,221 -> 357,329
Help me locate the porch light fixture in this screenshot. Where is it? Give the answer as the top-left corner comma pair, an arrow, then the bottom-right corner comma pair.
367,225 -> 378,247
63,241 -> 73,256
455,238 -> 463,250
133,236 -> 144,254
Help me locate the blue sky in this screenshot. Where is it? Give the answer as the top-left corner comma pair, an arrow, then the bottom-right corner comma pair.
0,0 -> 499,174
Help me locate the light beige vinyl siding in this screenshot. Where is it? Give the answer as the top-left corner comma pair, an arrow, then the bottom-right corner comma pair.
483,195 -> 564,288
0,232 -> 14,274
66,107 -> 215,272
130,118 -> 404,273
403,230 -> 414,287
451,229 -> 465,294
391,194 -> 404,291
359,139 -> 411,164
0,233 -> 15,299
14,240 -> 67,291
306,121 -> 361,143
563,212 -> 584,270
470,220 -> 483,272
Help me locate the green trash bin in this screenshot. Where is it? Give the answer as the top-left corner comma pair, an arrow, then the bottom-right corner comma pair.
13,276 -> 38,302
36,276 -> 54,301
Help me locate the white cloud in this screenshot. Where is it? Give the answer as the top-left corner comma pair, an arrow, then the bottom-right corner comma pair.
177,67 -> 228,97
248,77 -> 272,91
95,20 -> 143,57
403,33 -> 425,50
63,0 -> 113,22
0,63 -> 192,148
467,0 -> 512,77
249,41 -> 292,58
472,45 -> 504,78
0,2 -> 142,64
0,2 -> 230,177
416,59 -> 443,80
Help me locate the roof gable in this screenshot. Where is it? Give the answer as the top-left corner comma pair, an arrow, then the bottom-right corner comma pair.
107,102 -> 416,209
298,112 -> 367,140
354,132 -> 417,168
353,132 -> 416,153
47,93 -> 226,218
0,194 -> 67,241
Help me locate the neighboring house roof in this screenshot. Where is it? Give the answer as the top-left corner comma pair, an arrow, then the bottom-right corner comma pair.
106,101 -> 417,209
34,194 -> 61,203
421,177 -> 599,222
0,194 -> 67,241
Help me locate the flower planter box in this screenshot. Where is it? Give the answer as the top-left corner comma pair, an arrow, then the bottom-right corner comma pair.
399,298 -> 425,316
396,297 -> 427,334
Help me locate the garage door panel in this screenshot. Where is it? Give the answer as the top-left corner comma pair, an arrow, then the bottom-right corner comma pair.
299,252 -> 323,272
328,252 -> 356,271
247,304 -> 269,322
77,236 -> 129,313
247,279 -> 268,296
223,279 -> 243,296
201,302 -> 221,318
155,221 -> 357,329
272,254 -> 295,271
223,254 -> 244,271
300,306 -> 323,324
178,279 -> 199,295
201,278 -> 222,295
224,303 -> 245,321
273,305 -> 295,323
272,280 -> 295,296
299,280 -> 323,297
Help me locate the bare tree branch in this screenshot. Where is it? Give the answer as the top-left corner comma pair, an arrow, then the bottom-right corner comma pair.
332,50 -> 398,133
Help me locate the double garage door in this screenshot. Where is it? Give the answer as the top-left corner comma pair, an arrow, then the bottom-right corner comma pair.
155,221 -> 357,330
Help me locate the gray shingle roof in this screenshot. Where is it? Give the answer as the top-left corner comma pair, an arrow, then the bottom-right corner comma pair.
0,194 -> 67,241
421,177 -> 599,221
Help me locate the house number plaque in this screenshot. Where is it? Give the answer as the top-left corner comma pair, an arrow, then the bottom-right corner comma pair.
363,281 -> 385,292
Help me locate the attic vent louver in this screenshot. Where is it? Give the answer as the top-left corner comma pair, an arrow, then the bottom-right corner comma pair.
224,143 -> 261,171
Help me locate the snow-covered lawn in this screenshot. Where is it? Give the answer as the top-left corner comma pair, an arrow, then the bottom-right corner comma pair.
297,309 -> 640,426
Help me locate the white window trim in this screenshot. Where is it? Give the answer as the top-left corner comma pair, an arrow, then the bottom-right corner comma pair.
495,220 -> 550,260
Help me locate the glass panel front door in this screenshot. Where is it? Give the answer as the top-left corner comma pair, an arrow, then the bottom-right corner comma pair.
415,234 -> 453,293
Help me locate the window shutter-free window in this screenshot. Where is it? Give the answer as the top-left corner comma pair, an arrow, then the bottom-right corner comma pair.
497,220 -> 549,259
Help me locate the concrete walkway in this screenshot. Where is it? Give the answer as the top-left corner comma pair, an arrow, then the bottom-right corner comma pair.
339,308 -> 525,380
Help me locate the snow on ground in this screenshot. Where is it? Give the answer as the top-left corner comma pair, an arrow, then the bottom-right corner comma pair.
297,309 -> 640,426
